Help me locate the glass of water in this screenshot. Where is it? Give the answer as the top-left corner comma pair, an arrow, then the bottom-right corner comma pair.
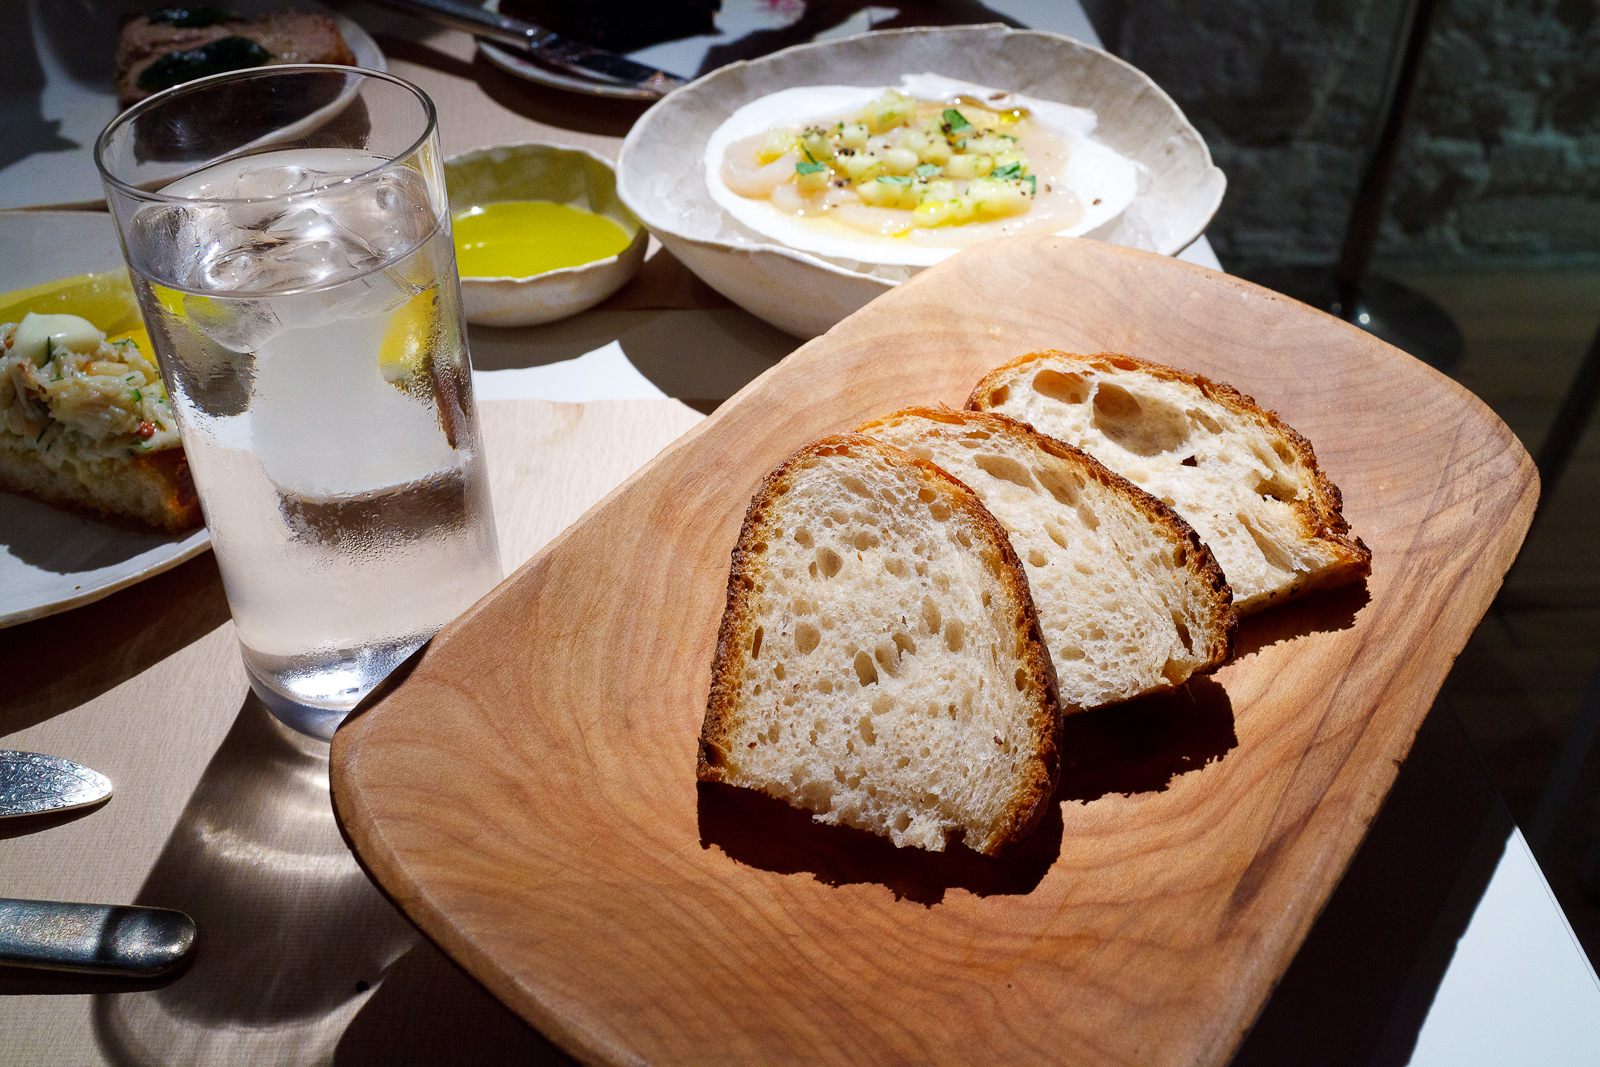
96,66 -> 503,739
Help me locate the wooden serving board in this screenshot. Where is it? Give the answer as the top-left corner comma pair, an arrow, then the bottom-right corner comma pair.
330,237 -> 1537,1067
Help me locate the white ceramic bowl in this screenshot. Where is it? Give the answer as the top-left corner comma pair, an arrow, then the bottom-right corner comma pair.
616,25 -> 1226,339
445,142 -> 648,327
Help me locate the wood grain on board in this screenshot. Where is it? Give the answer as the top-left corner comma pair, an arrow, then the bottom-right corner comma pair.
330,236 -> 1538,1067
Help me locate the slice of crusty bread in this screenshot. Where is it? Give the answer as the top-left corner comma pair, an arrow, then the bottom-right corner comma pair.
0,442 -> 201,533
969,352 -> 1371,614
859,408 -> 1234,710
698,434 -> 1061,857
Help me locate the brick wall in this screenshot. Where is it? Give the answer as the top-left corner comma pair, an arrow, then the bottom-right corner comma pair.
1087,0 -> 1600,268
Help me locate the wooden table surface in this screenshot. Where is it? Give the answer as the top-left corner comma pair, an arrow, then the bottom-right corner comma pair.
0,9 -> 729,1060
0,398 -> 704,1065
5,7 -> 1563,1064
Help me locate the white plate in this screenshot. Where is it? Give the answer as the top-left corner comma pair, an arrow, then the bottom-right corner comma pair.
0,212 -> 210,629
0,1 -> 385,210
616,25 -> 1226,338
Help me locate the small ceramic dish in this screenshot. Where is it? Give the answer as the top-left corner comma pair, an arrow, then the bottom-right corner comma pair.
616,25 -> 1227,338
445,142 -> 648,328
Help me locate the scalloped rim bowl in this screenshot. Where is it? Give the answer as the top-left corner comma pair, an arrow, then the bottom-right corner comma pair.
446,142 -> 648,328
616,25 -> 1226,339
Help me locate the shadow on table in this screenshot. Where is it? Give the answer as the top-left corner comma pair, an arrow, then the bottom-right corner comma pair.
1231,698 -> 1511,1067
697,677 -> 1236,906
0,496 -> 190,575
0,553 -> 231,736
0,796 -> 110,843
1232,580 -> 1371,661
466,304 -> 798,405
1,0 -> 86,171
1058,675 -> 1237,803
698,778 -> 1065,906
83,695 -> 569,1066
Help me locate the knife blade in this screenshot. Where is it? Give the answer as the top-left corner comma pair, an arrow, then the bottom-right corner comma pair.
0,751 -> 112,818
0,899 -> 196,977
369,0 -> 689,98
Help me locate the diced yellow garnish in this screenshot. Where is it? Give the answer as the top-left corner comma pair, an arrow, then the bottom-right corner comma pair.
859,177 -> 918,210
757,129 -> 797,165
838,153 -> 883,183
965,179 -> 1033,221
749,91 -> 1040,236
799,128 -> 834,163
881,147 -> 919,175
856,89 -> 915,134
794,164 -> 831,196
914,198 -> 972,228
944,154 -> 994,180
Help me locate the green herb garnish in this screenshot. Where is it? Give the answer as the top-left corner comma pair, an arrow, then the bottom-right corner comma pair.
1025,175 -> 1037,194
137,36 -> 269,93
148,6 -> 234,28
132,389 -> 144,402
876,175 -> 913,185
795,160 -> 827,175
35,419 -> 54,444
992,162 -> 1025,181
942,109 -> 972,133
915,163 -> 941,179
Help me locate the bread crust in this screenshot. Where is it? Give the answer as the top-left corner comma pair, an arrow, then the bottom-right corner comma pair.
698,433 -> 1062,857
968,351 -> 1371,609
858,406 -> 1236,678
0,443 -> 202,534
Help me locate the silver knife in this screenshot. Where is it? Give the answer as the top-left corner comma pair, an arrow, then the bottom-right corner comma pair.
0,899 -> 196,977
368,0 -> 689,98
0,751 -> 112,818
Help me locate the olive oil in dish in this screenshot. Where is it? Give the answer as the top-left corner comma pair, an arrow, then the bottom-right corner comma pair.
453,201 -> 633,278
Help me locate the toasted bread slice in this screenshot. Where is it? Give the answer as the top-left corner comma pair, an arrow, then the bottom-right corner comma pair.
860,408 -> 1234,710
969,352 -> 1370,613
2,318 -> 200,533
0,444 -> 199,533
698,434 -> 1061,857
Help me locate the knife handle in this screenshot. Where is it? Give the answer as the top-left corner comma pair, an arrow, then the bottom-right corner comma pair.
0,899 -> 196,977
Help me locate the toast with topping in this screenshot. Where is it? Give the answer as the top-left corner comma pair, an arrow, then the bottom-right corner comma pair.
1,315 -> 199,532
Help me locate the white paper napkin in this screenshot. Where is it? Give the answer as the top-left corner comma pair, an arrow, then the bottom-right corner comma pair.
472,341 -> 669,402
